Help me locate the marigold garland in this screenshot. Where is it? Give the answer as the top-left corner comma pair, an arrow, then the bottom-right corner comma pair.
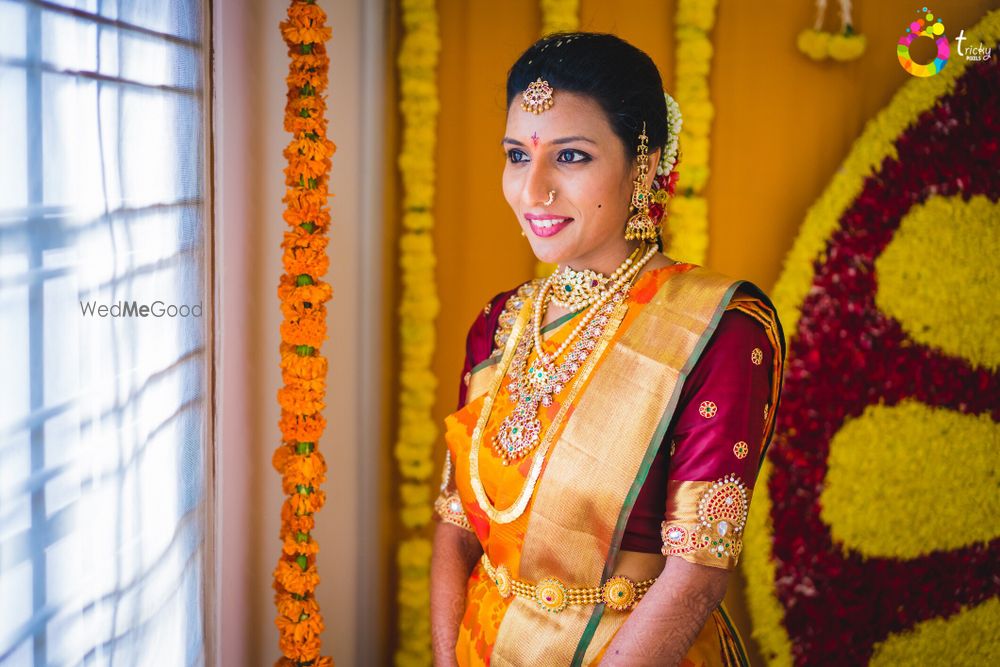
273,2 -> 335,666
667,0 -> 718,265
743,9 -> 1000,665
394,1 -> 440,665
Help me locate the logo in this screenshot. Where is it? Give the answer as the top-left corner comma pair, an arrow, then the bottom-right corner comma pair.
956,29 -> 993,63
897,7 -> 949,77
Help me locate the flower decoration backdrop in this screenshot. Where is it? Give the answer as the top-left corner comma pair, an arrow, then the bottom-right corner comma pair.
744,9 -> 999,666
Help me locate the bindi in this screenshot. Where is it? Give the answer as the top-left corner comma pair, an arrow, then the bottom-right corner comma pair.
531,131 -> 539,147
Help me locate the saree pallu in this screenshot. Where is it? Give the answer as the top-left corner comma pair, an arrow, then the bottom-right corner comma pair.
444,261 -> 784,666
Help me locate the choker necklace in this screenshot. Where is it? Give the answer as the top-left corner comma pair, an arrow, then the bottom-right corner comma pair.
491,243 -> 658,465
548,250 -> 639,312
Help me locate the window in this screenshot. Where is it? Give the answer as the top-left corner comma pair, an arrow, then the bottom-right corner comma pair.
0,1 -> 212,664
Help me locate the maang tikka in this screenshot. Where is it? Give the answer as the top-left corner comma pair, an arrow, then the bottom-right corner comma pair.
521,78 -> 554,114
625,122 -> 658,243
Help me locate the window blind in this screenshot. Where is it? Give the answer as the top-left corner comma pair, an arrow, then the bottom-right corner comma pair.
0,1 -> 211,664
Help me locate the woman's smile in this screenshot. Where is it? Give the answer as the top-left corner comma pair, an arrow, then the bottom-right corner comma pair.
524,212 -> 574,237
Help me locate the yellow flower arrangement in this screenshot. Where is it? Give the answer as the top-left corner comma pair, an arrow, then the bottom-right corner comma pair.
668,0 -> 718,266
743,9 -> 1000,665
274,2 -> 335,666
541,0 -> 579,36
798,0 -> 866,62
394,0 -> 440,664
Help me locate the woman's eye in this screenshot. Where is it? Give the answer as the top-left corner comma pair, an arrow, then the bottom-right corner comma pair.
557,149 -> 591,163
507,148 -> 527,163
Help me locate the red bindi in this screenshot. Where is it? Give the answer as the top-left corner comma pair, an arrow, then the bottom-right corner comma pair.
531,132 -> 539,147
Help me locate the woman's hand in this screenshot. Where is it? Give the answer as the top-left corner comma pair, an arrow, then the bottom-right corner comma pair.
430,522 -> 483,666
598,556 -> 730,666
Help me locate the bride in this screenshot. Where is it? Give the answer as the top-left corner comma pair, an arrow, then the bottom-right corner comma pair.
430,32 -> 785,667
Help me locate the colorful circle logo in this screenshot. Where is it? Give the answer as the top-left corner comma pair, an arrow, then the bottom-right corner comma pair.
897,7 -> 949,77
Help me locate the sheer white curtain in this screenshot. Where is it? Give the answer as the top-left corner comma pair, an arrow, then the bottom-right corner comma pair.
0,1 -> 211,665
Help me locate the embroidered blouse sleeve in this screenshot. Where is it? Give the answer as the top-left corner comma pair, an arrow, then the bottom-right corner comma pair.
660,308 -> 775,570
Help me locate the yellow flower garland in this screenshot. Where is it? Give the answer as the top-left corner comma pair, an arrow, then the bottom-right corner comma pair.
394,0 -> 440,664
541,0 -> 579,35
667,0 -> 718,265
743,10 -> 1000,665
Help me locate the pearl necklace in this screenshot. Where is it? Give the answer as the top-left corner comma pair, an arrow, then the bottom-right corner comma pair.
534,244 -> 657,366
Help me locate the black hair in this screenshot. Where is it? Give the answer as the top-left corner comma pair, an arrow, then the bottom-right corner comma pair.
505,32 -> 668,161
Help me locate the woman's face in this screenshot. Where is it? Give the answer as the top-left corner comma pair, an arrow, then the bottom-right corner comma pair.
502,90 -> 658,271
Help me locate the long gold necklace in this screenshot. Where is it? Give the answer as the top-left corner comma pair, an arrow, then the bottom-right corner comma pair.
491,245 -> 656,465
469,246 -> 654,524
469,296 -> 629,523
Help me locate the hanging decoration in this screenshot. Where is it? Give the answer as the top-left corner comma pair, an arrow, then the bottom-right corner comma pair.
394,0 -> 441,665
797,0 -> 867,62
541,0 -> 579,35
744,10 -> 999,665
667,0 -> 719,265
274,1 -> 335,666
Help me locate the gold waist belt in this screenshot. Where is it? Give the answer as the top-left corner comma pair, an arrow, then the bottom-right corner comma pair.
480,553 -> 657,613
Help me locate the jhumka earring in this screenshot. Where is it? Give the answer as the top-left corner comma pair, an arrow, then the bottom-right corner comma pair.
625,122 -> 658,243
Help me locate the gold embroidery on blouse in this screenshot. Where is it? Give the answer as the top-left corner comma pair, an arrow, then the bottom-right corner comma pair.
661,475 -> 750,569
698,400 -> 718,418
751,347 -> 763,365
733,440 -> 749,459
435,490 -> 473,532
433,452 -> 473,532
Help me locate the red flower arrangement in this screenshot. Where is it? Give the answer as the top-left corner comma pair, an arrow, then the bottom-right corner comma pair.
763,54 -> 998,664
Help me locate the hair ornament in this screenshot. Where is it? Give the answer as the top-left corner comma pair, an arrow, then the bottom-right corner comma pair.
521,78 -> 555,114
656,92 -> 682,177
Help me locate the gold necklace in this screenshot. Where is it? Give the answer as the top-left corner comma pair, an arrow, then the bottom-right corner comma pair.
468,288 -> 632,524
548,246 -> 642,312
490,245 -> 656,465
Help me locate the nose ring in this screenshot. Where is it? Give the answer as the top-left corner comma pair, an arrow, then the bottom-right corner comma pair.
543,190 -> 556,206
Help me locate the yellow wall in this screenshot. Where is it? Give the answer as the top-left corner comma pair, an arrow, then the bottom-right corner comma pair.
386,0 -> 995,661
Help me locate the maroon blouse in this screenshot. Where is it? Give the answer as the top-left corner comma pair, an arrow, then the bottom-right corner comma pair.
456,285 -> 774,554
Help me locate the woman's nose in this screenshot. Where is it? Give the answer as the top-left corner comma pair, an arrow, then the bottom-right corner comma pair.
521,160 -> 553,208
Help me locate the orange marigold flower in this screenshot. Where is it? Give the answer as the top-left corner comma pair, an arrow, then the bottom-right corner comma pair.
278,629 -> 322,661
280,350 -> 327,380
281,499 -> 316,534
281,451 -> 327,489
282,207 -> 330,228
278,411 -> 326,442
282,252 -> 330,281
290,488 -> 326,515
283,187 -> 330,211
272,443 -> 296,474
282,531 -> 321,557
280,317 -> 327,348
274,557 -> 320,597
277,385 -> 325,415
287,69 -> 329,89
284,115 -> 328,135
